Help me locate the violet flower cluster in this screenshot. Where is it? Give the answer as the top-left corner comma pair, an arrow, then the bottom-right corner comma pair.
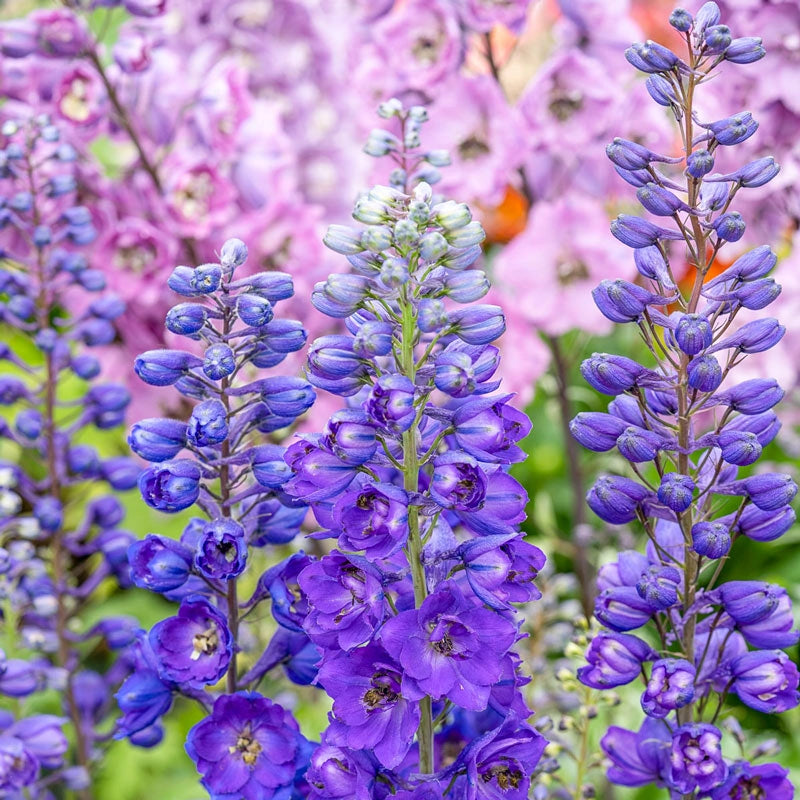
284,100 -> 547,798
119,238 -> 316,798
570,5 -> 798,798
0,117 -> 141,798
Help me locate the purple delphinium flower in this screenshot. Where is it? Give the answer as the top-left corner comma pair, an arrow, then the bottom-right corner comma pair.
446,715 -> 547,800
669,723 -> 728,794
119,238 -> 317,788
127,534 -> 193,593
641,658 -> 696,718
578,632 -> 656,690
0,117 -> 140,793
318,644 -> 420,769
729,650 -> 800,713
286,100 -> 544,789
185,692 -> 310,800
149,596 -> 233,686
601,718 -> 671,788
305,739 -> 378,800
709,761 -> 793,799
332,478 -> 409,558
298,552 -> 385,651
380,582 -> 517,711
194,518 -> 248,581
573,5 -> 798,796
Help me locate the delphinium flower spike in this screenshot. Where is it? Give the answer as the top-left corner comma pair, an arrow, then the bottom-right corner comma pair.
284,99 -> 547,797
572,5 -> 798,797
0,117 -> 141,798
120,238 -> 316,799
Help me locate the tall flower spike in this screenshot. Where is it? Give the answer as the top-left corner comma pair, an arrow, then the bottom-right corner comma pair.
0,117 -> 141,798
574,5 -> 798,797
120,239 -> 316,800
286,99 -> 547,796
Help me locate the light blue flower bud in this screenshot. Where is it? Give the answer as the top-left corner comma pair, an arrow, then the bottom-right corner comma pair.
445,221 -> 485,248
323,224 -> 365,255
433,200 -> 472,230
363,129 -> 400,157
361,225 -> 393,252
220,238 -> 248,269
425,150 -> 451,167
420,232 -> 449,261
393,219 -> 418,248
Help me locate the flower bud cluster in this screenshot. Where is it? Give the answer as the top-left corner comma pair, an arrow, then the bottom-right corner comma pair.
573,6 -> 796,797
0,116 -> 141,795
119,239 -> 316,798
285,100 -> 547,797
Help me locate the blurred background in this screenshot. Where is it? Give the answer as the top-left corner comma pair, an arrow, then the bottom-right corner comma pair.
0,0 -> 798,797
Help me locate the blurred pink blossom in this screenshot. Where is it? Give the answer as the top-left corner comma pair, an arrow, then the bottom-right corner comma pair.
493,194 -> 635,339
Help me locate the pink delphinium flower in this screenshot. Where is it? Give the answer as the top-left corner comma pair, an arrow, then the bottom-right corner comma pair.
419,75 -> 524,207
519,45 -> 673,203
369,0 -> 465,92
556,0 -> 642,57
163,160 -> 236,239
455,0 -> 533,34
519,48 -> 621,155
737,232 -> 800,389
493,193 -> 635,338
53,65 -> 107,131
31,8 -> 88,58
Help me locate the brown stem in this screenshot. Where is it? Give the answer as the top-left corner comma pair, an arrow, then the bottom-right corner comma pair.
483,33 -> 595,616
677,50 -> 711,729
84,47 -> 200,264
547,335 -> 594,617
27,149 -> 94,799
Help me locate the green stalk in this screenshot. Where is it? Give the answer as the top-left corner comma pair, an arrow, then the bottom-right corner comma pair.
399,293 -> 434,773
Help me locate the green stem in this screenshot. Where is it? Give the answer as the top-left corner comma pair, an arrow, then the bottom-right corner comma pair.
28,149 -> 94,800
400,297 -> 433,773
546,335 -> 594,618
218,296 -> 238,695
572,689 -> 592,800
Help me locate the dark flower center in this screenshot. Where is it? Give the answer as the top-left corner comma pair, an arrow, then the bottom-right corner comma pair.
482,762 -> 523,790
229,725 -> 262,767
458,136 -> 490,161
191,626 -> 219,660
334,568 -> 368,623
217,540 -> 237,562
729,778 -> 765,800
363,674 -> 400,709
557,259 -> 590,285
412,36 -> 441,64
432,633 -> 454,655
548,90 -> 583,121
115,243 -> 156,274
357,493 -> 375,510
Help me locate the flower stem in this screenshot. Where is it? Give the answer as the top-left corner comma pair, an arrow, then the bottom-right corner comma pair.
571,688 -> 592,800
483,32 -> 595,616
84,46 -> 200,264
677,60 -> 706,728
219,295 -> 238,695
400,295 -> 434,773
30,152 -> 94,800
546,334 -> 594,618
